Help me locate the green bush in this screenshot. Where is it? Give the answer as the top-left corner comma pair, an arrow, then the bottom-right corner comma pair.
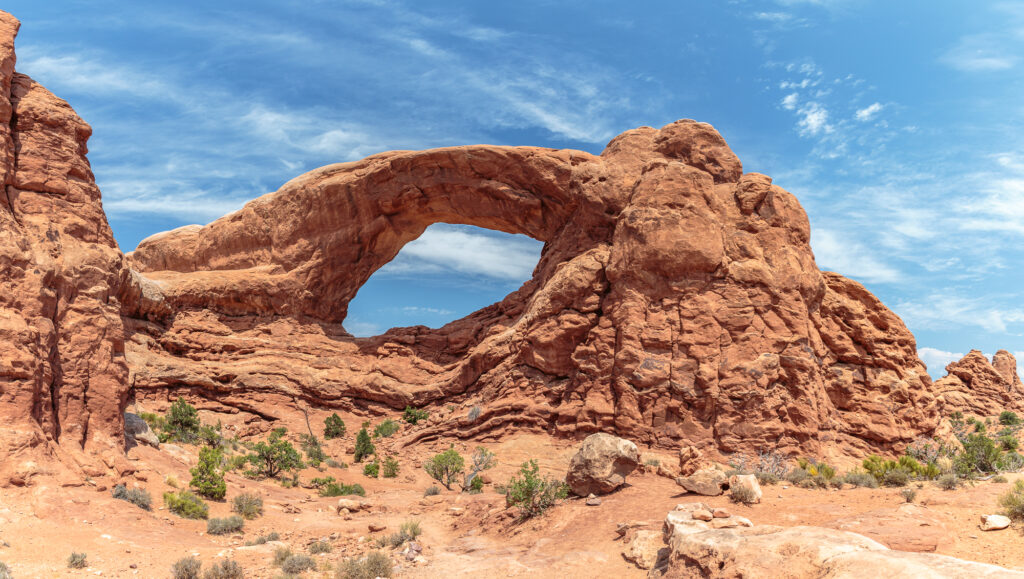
424,447 -> 464,490
376,520 -> 422,549
244,531 -> 280,546
190,446 -> 226,499
994,474 -> 1009,483
1000,411 -> 1020,426
901,488 -> 917,503
207,515 -> 244,535
112,484 -> 152,510
785,467 -> 809,485
198,423 -> 223,448
320,482 -> 365,497
882,469 -> 910,487
280,554 -> 317,574
998,451 -> 1024,472
403,406 -> 429,425
202,559 -> 244,579
462,447 -> 497,491
301,434 -> 328,467
309,540 -> 333,554
354,428 -> 375,463
245,430 -> 304,479
167,397 -> 201,443
506,459 -> 568,520
363,460 -> 380,478
468,474 -> 484,493
172,556 -> 202,579
842,471 -> 879,488
956,433 -> 1002,474
382,457 -> 400,478
324,413 -> 347,439
337,551 -> 393,579
424,485 -> 441,497
273,547 -> 293,566
373,419 -> 400,438
67,552 -> 88,569
225,454 -> 248,472
232,492 -> 263,519
730,483 -> 758,504
164,490 -> 209,519
326,458 -> 346,469
1000,435 -> 1020,451
999,479 -> 1024,520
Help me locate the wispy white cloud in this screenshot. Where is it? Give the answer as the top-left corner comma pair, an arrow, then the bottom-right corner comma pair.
377,225 -> 541,282
811,228 -> 902,284
895,293 -> 1024,334
918,346 -> 964,379
855,102 -> 883,122
796,101 -> 832,136
941,34 -> 1018,72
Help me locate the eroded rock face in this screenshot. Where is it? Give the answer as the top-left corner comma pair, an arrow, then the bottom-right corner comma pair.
121,114 -> 941,459
934,350 -> 1024,417
0,11 -> 129,486
565,433 -> 640,496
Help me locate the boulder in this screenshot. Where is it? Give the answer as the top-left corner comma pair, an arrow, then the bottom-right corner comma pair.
124,413 -> 160,448
728,474 -> 762,504
675,468 -> 727,496
336,498 -> 370,513
565,433 -> 640,496
623,530 -> 664,570
980,514 -> 1010,531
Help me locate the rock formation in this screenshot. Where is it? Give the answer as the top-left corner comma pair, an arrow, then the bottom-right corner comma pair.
0,9 -> 958,485
0,11 -> 130,486
122,120 -> 940,461
934,350 -> 1024,417
565,432 -> 640,496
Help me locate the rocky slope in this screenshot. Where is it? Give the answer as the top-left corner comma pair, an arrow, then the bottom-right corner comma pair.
934,350 -> 1024,417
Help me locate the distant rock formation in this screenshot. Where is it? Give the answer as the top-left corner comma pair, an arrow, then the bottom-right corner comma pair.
934,350 -> 1024,417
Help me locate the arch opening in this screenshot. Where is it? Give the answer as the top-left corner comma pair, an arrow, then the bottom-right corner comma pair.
344,223 -> 543,337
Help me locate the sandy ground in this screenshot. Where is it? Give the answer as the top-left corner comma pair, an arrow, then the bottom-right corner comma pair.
1,408 -> 1023,578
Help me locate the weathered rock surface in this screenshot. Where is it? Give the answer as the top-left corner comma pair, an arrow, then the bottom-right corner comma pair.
824,503 -> 951,552
979,514 -> 1010,531
0,11 -> 129,486
565,433 -> 640,496
623,530 -> 665,570
651,524 -> 1024,578
935,350 -> 1024,417
124,413 -> 160,448
676,468 -> 727,496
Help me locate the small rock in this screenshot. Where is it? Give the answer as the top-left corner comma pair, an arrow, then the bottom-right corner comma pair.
980,514 -> 1011,531
691,509 -> 713,522
622,530 -> 663,570
712,508 -> 730,518
586,497 -> 602,506
129,564 -> 137,569
368,522 -> 387,532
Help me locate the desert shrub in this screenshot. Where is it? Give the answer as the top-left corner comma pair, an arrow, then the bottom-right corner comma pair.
467,406 -> 482,422
354,428 -> 375,463
841,471 -> 879,488
901,488 -> 917,503
67,552 -> 88,569
198,423 -> 223,448
729,450 -> 789,486
462,447 -> 497,491
377,520 -> 422,549
882,469 -> 909,487
226,454 -> 248,472
164,490 -> 209,519
202,559 -> 244,579
424,485 -> 441,497
207,515 -> 244,535
326,458 -> 346,469
373,419 -> 400,438
324,413 -> 347,439
730,483 -> 758,504
165,474 -> 180,487
280,554 -> 317,574
1000,411 -> 1021,426
273,547 -> 293,566
784,467 -> 809,485
309,540 -> 332,554
403,406 -> 429,425
994,475 -> 1009,483
382,457 -> 400,478
245,430 -> 303,479
166,397 -> 201,443
1000,435 -> 1019,451
301,434 -> 328,467
999,479 -> 1024,520
232,492 -> 263,519
468,474 -> 484,493
506,459 -> 568,520
337,551 -> 393,579
644,458 -> 661,467
172,556 -> 202,579
190,446 -> 227,499
424,447 -> 464,490
244,531 -> 280,546
112,484 -> 152,510
998,451 -> 1024,472
937,456 -> 954,474
363,460 -> 380,478
0,561 -> 10,579
320,482 -> 365,497
937,473 -> 959,490
956,433 -> 1002,474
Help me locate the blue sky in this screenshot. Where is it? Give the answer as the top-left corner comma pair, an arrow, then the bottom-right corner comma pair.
6,0 -> 1022,378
